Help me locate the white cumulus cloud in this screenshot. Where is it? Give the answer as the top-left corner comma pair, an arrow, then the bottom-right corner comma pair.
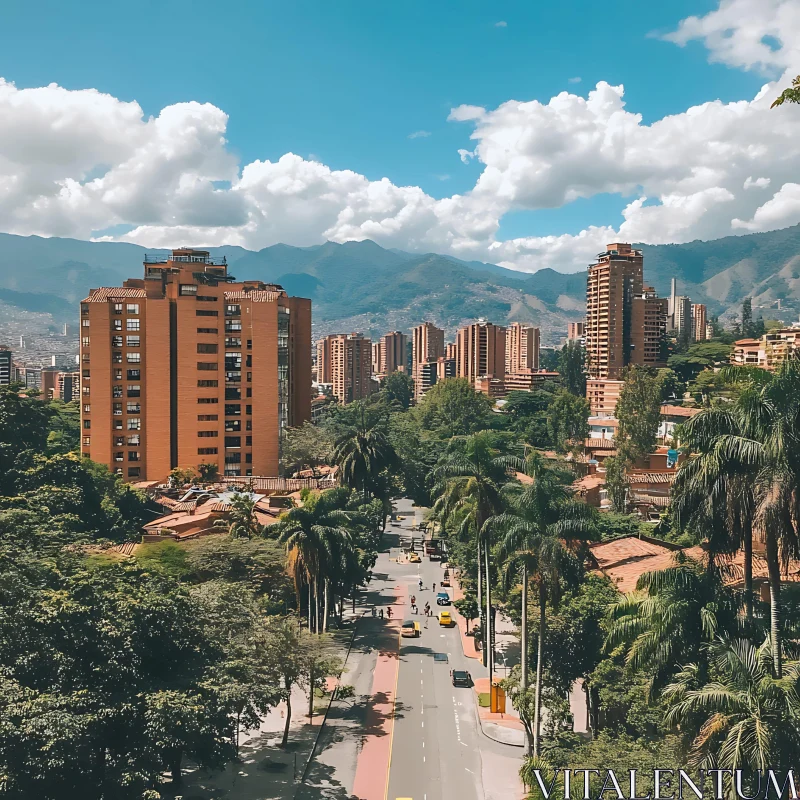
408,130 -> 431,139
1,0 -> 800,275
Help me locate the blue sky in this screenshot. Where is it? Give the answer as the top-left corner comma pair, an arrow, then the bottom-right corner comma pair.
0,0 -> 796,271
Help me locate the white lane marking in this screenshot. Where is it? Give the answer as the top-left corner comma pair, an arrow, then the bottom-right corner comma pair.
452,694 -> 464,744
423,756 -> 426,763
423,741 -> 425,748
422,721 -> 424,727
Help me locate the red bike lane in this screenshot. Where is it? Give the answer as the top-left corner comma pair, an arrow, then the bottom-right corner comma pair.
351,583 -> 406,800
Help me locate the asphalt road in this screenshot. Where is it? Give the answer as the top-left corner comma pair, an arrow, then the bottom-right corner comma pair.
385,501 -> 499,800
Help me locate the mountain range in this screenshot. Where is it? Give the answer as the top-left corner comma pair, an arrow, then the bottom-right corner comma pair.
0,225 -> 799,345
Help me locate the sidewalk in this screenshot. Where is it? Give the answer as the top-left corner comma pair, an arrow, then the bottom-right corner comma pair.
450,576 -> 526,748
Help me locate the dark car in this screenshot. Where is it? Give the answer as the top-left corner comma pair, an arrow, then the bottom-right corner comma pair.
436,592 -> 451,606
451,669 -> 472,687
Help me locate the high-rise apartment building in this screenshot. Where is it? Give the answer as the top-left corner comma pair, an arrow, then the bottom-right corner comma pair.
691,304 -> 708,342
505,323 -> 540,374
57,371 -> 81,402
80,249 -> 311,482
0,346 -> 11,386
317,333 -> 372,404
412,322 -> 445,398
446,342 -> 458,361
372,331 -> 408,376
672,296 -> 692,339
456,320 -> 506,384
567,322 -> 585,341
586,243 -> 667,380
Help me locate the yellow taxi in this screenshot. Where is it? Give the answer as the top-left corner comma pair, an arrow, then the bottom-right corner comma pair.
439,611 -> 452,627
401,620 -> 421,638
408,552 -> 421,563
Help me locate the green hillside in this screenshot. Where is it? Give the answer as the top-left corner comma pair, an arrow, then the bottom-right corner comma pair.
1,224 -> 800,342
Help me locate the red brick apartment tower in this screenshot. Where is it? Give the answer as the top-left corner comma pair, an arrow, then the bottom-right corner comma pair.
505,322 -> 540,374
80,249 -> 311,482
456,320 -> 506,385
316,333 -> 372,404
412,322 -> 445,398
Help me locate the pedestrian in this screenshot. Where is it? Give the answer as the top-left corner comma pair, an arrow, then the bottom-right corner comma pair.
418,578 -> 423,591
432,582 -> 436,593
411,594 -> 416,607
387,606 -> 392,619
379,608 -> 384,619
371,607 -> 376,617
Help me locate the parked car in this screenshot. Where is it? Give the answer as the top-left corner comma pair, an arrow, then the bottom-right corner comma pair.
409,552 -> 421,563
401,620 -> 421,638
436,592 -> 451,606
439,611 -> 452,626
440,570 -> 450,587
451,669 -> 472,687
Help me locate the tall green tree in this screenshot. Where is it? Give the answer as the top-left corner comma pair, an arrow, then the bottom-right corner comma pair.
615,366 -> 663,463
381,371 -> 415,410
558,341 -> 586,397
414,378 -> 493,437
492,454 -> 596,756
546,390 -> 589,453
665,638 -> 800,772
214,492 -> 265,539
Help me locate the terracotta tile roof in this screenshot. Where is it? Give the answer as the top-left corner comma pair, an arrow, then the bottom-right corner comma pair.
575,473 -> 605,492
83,287 -> 147,302
224,290 -> 282,302
627,472 -> 676,484
682,546 -> 800,586
630,493 -> 671,507
588,417 -> 619,427
660,405 -> 700,418
589,536 -> 681,593
585,438 -> 616,449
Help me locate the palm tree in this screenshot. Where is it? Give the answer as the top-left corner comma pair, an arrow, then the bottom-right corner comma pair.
664,638 -> 800,772
606,553 -> 741,696
273,488 -> 354,633
432,432 -> 522,668
214,492 -> 265,539
675,361 -> 800,677
492,453 -> 597,756
332,405 -> 397,503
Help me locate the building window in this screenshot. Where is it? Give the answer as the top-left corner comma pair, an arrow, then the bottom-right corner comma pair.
225,372 -> 241,383
197,362 -> 218,370
246,372 -> 252,382
197,295 -> 217,302
82,370 -> 90,379
225,436 -> 241,448
245,420 -> 252,431
198,430 -> 218,438
112,319 -> 122,331
196,309 -> 219,317
225,404 -> 241,416
113,385 -> 123,398
82,337 -> 90,348
198,414 -> 218,421
180,284 -> 198,296
197,343 -> 218,354
247,340 -> 252,349
81,304 -> 89,316
83,386 -> 90,395
114,420 -> 123,430
127,353 -> 141,363
225,352 -> 242,369
127,369 -> 141,380
82,319 -> 90,327
225,304 -> 241,316
113,303 -> 123,314
128,451 -> 140,462
82,354 -> 90,363
115,370 -> 123,380
197,379 -> 218,387
225,320 -> 242,332
225,387 -> 241,400
246,355 -> 252,367
198,447 -> 218,455
246,435 -> 252,446
83,420 -> 91,429
225,419 -> 241,432
126,319 -> 140,331
113,403 -> 123,415
126,304 -> 139,314
127,385 -> 140,397
83,436 -> 91,447
127,435 -> 140,446
246,387 -> 252,398
197,328 -> 218,334
114,437 -> 125,447
112,352 -> 123,364
127,418 -> 141,430
83,404 -> 91,413
246,405 -> 252,415
114,452 -> 124,463
198,397 -> 218,404
126,335 -> 140,347
127,467 -> 141,478
225,337 -> 241,348
127,402 -> 140,413
112,336 -> 123,347
245,453 -> 252,464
